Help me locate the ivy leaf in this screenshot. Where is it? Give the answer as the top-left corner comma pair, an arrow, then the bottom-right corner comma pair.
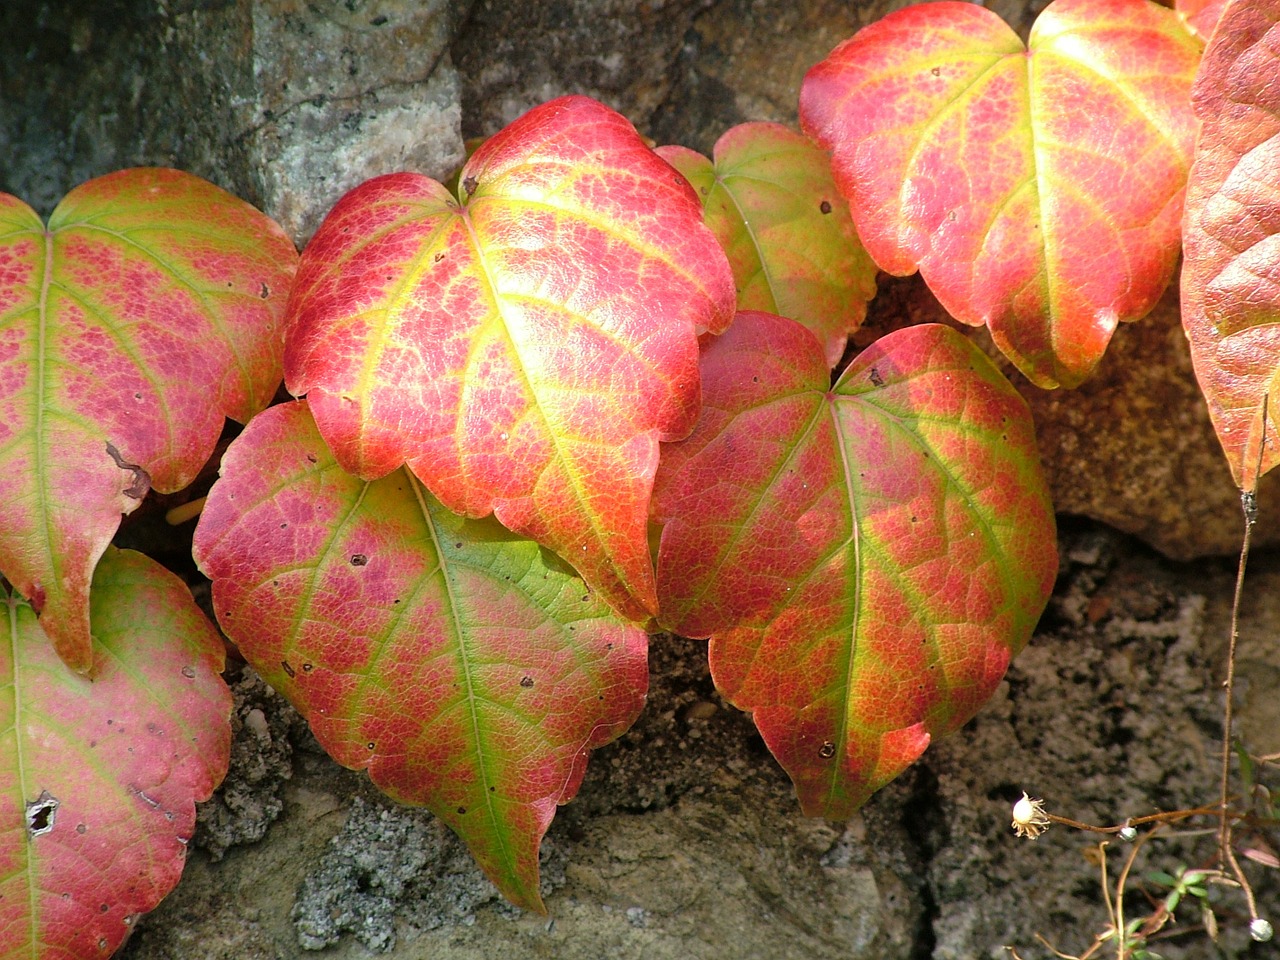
1176,0 -> 1227,42
657,123 -> 878,369
1,547 -> 231,959
192,400 -> 649,912
0,169 -> 297,672
284,95 -> 736,624
653,312 -> 1056,816
800,0 -> 1201,389
1180,0 -> 1280,491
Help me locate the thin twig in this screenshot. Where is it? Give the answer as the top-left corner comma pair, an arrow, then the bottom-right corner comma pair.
1219,395 -> 1268,908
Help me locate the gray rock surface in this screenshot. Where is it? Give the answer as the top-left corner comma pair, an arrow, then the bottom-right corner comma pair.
1,0 -> 465,245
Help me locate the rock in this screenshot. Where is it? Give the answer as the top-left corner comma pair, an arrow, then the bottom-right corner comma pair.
195,666 -> 306,862
1,0 -> 466,246
452,0 -> 707,142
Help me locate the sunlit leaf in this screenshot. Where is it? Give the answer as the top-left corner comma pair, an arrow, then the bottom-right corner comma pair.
800,0 -> 1200,388
0,169 -> 297,671
657,123 -> 878,369
653,312 -> 1056,816
1176,0 -> 1227,42
192,400 -> 648,912
0,547 -> 231,959
1180,0 -> 1280,490
284,95 -> 736,624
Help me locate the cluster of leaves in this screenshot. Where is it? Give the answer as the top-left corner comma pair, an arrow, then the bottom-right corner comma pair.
2,0 -> 1278,953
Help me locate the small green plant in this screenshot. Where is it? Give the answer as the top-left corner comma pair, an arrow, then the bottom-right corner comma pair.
0,0 -> 1276,955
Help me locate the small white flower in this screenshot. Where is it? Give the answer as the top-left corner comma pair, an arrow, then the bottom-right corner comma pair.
1011,792 -> 1051,840
1250,918 -> 1273,942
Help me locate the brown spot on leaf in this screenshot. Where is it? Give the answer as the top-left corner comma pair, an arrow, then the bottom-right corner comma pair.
819,200 -> 832,214
281,660 -> 296,678
462,175 -> 478,196
106,442 -> 152,499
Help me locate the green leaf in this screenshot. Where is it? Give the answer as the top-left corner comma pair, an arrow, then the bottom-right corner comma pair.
0,169 -> 298,671
653,312 -> 1057,816
283,95 -> 736,624
0,547 -> 231,959
192,400 -> 649,912
800,0 -> 1201,387
657,122 -> 878,368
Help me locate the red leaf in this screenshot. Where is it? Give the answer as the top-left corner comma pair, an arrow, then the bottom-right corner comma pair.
658,123 -> 879,369
1180,0 -> 1280,491
800,0 -> 1200,388
284,95 -> 735,624
1176,0 -> 1228,41
192,400 -> 648,912
653,312 -> 1056,816
0,547 -> 231,958
0,169 -> 297,672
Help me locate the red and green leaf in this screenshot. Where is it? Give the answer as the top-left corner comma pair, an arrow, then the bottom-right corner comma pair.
653,312 -> 1056,817
657,123 -> 878,369
0,169 -> 297,672
1180,0 -> 1280,491
1,547 -> 231,959
192,400 -> 648,912
284,95 -> 736,625
1176,0 -> 1227,42
800,0 -> 1201,389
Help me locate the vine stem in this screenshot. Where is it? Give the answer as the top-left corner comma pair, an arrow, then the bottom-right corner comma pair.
1219,394 -> 1268,915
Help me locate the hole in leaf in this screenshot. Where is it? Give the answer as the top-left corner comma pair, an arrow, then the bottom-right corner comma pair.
818,741 -> 836,759
76,823 -> 86,834
259,282 -> 270,299
520,676 -> 534,688
819,200 -> 832,214
282,660 -> 296,678
181,666 -> 195,679
350,554 -> 369,566
26,791 -> 58,837
457,806 -> 467,815
302,663 -> 314,673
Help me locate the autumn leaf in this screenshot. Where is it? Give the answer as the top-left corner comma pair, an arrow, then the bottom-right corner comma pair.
284,95 -> 736,624
653,312 -> 1056,817
0,547 -> 231,959
0,169 -> 297,672
192,400 -> 648,912
1180,0 -> 1280,491
657,122 -> 878,369
1176,0 -> 1227,42
800,0 -> 1201,388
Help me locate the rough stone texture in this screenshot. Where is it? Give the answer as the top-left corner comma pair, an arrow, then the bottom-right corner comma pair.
195,666 -> 306,861
1,0 -> 466,245
452,0 -> 710,142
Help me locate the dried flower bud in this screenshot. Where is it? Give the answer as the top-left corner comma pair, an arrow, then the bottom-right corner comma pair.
1011,792 -> 1051,839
